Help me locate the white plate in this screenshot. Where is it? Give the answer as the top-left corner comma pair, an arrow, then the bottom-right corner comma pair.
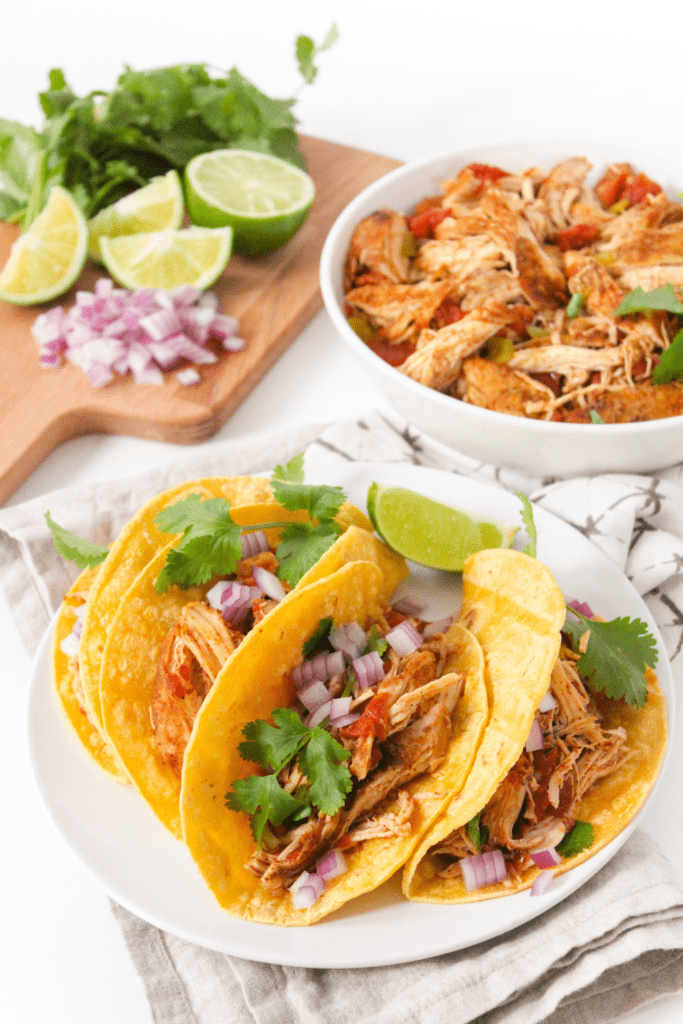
26,463 -> 673,968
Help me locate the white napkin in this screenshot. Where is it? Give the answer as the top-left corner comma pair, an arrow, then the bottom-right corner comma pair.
2,408 -> 683,1024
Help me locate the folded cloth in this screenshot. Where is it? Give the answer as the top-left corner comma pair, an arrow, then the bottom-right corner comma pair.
2,407 -> 683,1024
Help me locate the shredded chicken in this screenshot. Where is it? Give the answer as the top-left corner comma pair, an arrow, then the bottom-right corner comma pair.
343,157 -> 683,422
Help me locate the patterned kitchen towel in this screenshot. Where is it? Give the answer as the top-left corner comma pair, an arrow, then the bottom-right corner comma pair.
1,407 -> 683,1024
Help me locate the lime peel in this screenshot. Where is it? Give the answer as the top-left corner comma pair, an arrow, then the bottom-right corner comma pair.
88,169 -> 185,262
366,483 -> 517,571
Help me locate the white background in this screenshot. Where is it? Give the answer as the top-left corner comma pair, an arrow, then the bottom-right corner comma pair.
3,2 -> 683,1021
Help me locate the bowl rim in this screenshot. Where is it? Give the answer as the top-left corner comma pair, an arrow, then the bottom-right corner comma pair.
320,139 -> 683,437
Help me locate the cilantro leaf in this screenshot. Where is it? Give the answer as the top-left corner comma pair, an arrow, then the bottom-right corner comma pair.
556,821 -> 594,857
226,774 -> 307,845
297,727 -> 352,815
652,326 -> 683,384
515,491 -> 537,558
563,607 -> 657,708
45,511 -> 109,569
271,478 -> 345,522
238,708 -> 310,772
614,283 -> 683,318
272,452 -> 305,484
303,617 -> 333,658
276,520 -> 343,587
153,494 -> 242,594
295,24 -> 339,84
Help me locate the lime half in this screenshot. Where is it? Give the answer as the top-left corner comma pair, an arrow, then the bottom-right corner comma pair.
184,149 -> 314,256
88,170 -> 184,262
100,226 -> 232,290
367,483 -> 518,571
0,185 -> 87,305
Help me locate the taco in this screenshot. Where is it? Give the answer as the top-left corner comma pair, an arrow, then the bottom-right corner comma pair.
78,475 -> 275,736
99,504 -> 408,837
403,549 -> 667,901
180,558 -> 489,925
53,567 -> 128,783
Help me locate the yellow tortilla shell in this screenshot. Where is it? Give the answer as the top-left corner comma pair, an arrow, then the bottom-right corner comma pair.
53,567 -> 128,783
403,547 -> 567,901
79,475 -> 274,733
99,512 -> 406,838
180,565 -> 489,926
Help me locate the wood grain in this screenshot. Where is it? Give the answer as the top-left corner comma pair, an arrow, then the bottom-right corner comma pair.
0,136 -> 400,504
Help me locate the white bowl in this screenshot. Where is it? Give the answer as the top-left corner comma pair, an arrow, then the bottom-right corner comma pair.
320,140 -> 683,477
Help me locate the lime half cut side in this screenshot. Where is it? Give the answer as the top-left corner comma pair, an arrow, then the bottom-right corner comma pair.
184,149 -> 315,256
367,483 -> 518,572
100,226 -> 232,290
0,185 -> 87,305
88,170 -> 184,262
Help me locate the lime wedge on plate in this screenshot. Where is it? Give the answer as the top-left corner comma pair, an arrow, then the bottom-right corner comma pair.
184,149 -> 314,256
0,185 -> 87,305
88,170 -> 184,261
367,483 -> 517,571
100,226 -> 232,290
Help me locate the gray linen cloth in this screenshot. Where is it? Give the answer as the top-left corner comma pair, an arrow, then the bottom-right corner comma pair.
3,408 -> 683,1024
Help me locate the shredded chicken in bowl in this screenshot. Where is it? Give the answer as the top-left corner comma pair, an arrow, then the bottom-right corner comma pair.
343,158 -> 683,423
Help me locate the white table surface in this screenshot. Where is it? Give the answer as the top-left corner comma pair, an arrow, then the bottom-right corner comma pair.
3,3 -> 683,1021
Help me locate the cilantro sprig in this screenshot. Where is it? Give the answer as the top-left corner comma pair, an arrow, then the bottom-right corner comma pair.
563,605 -> 657,708
515,491 -> 537,558
153,494 -> 242,594
614,283 -> 683,384
226,707 -> 352,843
45,511 -> 109,569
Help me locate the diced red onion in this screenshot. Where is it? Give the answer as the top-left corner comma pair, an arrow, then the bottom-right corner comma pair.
252,565 -> 286,602
329,697 -> 360,729
460,850 -> 508,891
240,530 -> 269,559
60,632 -> 80,657
530,847 -> 562,870
386,620 -> 422,656
72,617 -> 83,639
177,368 -> 201,386
31,279 -> 241,388
316,849 -> 347,881
352,651 -> 385,690
207,580 -> 260,623
292,651 -> 346,689
530,870 -> 556,897
391,596 -> 424,617
525,718 -> 544,752
306,700 -> 332,728
538,689 -> 558,713
423,616 -> 454,639
329,622 -> 366,660
568,599 -> 595,619
297,679 -> 330,713
290,876 -> 325,909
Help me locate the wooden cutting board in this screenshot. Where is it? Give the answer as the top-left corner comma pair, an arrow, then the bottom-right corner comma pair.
0,136 -> 400,505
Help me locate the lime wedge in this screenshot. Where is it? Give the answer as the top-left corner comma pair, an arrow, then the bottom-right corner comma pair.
99,226 -> 232,290
367,483 -> 517,571
0,185 -> 87,305
184,149 -> 314,256
88,170 -> 184,262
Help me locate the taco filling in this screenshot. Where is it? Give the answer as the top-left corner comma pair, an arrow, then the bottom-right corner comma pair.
232,606 -> 466,905
150,538 -> 290,778
431,643 -> 630,889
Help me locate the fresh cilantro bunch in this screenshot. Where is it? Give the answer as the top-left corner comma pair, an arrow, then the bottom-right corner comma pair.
226,707 -> 352,844
153,494 -> 242,594
0,27 -> 337,222
614,283 -> 683,384
44,511 -> 109,569
563,605 -> 657,708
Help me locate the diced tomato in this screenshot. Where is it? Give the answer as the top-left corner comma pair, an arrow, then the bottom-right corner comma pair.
366,338 -> 416,366
624,173 -> 662,206
467,162 -> 509,182
385,608 -> 408,628
408,207 -> 450,238
531,371 -> 563,397
557,223 -> 600,252
431,296 -> 464,329
341,691 -> 391,741
595,167 -> 629,208
411,195 -> 444,216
